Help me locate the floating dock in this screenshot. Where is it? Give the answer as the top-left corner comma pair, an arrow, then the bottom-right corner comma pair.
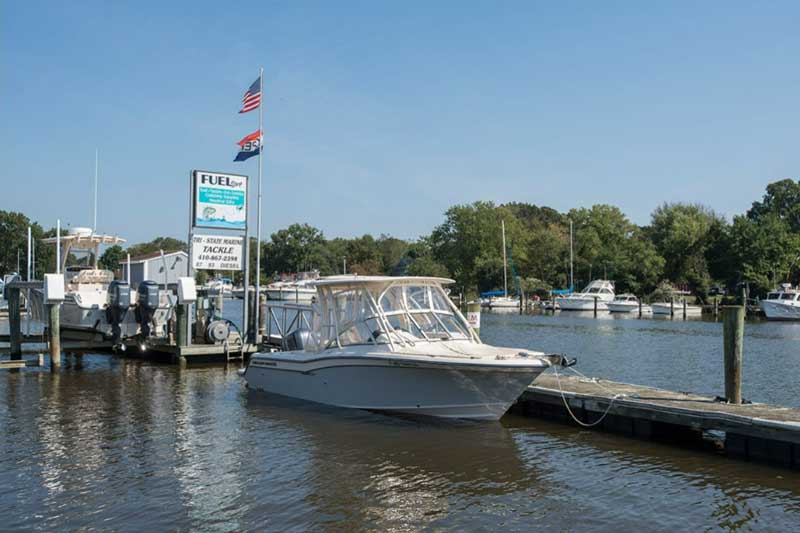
514,373 -> 800,469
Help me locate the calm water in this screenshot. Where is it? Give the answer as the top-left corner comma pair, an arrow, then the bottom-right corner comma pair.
1,308 -> 799,531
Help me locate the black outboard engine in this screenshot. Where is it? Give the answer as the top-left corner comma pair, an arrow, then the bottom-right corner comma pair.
106,280 -> 131,346
136,280 -> 160,338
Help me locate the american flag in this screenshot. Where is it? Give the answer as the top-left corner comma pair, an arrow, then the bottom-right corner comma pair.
239,77 -> 261,114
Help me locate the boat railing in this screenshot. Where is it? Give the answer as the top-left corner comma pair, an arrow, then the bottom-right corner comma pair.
262,300 -> 315,349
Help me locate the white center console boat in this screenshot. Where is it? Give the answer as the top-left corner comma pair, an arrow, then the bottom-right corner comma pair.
244,276 -> 571,420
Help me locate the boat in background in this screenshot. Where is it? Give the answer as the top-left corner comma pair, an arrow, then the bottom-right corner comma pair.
266,271 -> 319,303
651,301 -> 703,316
557,280 -> 615,311
607,294 -> 651,314
205,277 -> 233,297
40,228 -> 173,341
760,284 -> 800,320
245,276 -> 571,420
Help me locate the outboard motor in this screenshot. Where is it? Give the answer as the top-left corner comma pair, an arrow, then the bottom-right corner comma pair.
106,280 -> 131,346
136,280 -> 160,338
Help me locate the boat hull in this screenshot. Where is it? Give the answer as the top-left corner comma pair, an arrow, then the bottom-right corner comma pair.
245,355 -> 547,420
558,298 -> 609,311
760,300 -> 800,321
651,303 -> 702,316
607,302 -> 651,314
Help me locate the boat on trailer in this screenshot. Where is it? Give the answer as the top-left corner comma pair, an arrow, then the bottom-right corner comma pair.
244,276 -> 571,420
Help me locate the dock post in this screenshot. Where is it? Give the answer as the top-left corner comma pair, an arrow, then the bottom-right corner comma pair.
714,298 -> 719,317
247,290 -> 257,343
670,297 -> 674,318
48,303 -> 61,369
258,293 -> 267,343
195,293 -> 206,343
722,305 -> 745,404
8,287 -> 21,360
466,301 -> 481,337
176,304 -> 188,348
638,297 -> 642,318
593,296 -> 598,317
683,299 -> 687,320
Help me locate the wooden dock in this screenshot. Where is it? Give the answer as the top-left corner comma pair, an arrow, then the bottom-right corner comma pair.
515,373 -> 800,469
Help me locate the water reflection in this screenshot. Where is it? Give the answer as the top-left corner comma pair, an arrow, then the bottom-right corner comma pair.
0,349 -> 799,530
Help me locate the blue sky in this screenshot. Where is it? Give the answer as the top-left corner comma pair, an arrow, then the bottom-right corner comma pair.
2,1 -> 799,244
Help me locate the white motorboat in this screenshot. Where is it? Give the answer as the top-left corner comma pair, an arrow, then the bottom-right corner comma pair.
760,284 -> 800,321
607,294 -> 650,314
40,228 -> 172,341
482,295 -> 520,309
651,301 -> 703,316
557,280 -> 615,311
265,281 -> 316,303
205,277 -> 233,297
244,276 -> 570,420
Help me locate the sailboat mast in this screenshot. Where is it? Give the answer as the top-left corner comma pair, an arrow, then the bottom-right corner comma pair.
502,220 -> 508,298
569,219 -> 574,290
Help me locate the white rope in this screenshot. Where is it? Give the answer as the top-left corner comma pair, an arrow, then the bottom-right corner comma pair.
552,364 -> 626,428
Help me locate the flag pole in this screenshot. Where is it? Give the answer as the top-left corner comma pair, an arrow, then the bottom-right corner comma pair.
253,67 -> 264,343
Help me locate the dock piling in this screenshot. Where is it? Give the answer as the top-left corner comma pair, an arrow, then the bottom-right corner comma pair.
593,296 -> 598,317
638,297 -> 642,318
722,305 -> 745,404
176,304 -> 188,347
670,297 -> 674,318
48,303 -> 61,369
258,293 -> 267,342
8,287 -> 21,360
683,298 -> 687,320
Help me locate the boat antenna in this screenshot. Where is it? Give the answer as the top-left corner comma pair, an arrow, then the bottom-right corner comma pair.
93,148 -> 98,233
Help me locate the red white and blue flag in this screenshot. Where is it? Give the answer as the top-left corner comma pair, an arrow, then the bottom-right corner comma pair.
239,77 -> 261,114
234,129 -> 262,162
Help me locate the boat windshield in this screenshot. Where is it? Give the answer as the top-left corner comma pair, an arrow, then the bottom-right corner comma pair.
767,293 -> 780,300
309,281 -> 475,351
780,293 -> 796,301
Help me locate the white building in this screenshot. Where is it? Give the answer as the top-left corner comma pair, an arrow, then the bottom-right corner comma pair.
122,250 -> 188,289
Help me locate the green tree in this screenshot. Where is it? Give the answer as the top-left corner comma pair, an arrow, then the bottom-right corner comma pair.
126,237 -> 186,258
730,213 -> 800,296
647,203 -> 725,297
569,205 -> 663,294
263,223 -> 328,275
747,178 -> 800,231
99,244 -> 124,271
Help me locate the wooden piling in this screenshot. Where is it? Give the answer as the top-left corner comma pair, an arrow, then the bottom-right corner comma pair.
593,296 -> 598,317
176,304 -> 188,347
195,293 -> 206,343
670,297 -> 674,318
8,287 -> 21,360
638,297 -> 642,318
722,305 -> 745,404
248,290 -> 257,343
683,298 -> 687,320
258,293 -> 267,342
48,303 -> 61,369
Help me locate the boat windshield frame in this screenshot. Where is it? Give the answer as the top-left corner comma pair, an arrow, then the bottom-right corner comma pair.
310,279 -> 480,352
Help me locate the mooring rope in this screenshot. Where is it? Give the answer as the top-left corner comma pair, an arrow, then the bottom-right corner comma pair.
552,364 -> 627,428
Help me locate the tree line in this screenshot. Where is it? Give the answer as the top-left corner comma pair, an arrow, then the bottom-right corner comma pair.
2,178 -> 798,300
